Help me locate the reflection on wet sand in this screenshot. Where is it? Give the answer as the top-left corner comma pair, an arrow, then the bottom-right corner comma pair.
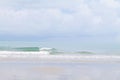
0,59 -> 119,80
32,66 -> 65,74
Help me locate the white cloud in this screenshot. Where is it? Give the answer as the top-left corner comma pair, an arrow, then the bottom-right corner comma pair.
0,0 -> 119,40
100,0 -> 120,8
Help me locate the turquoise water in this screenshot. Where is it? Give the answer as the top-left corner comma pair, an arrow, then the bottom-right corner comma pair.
0,47 -> 40,52
0,41 -> 119,54
0,41 -> 43,52
0,61 -> 120,80
0,41 -> 95,54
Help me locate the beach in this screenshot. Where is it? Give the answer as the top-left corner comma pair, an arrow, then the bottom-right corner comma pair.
0,56 -> 120,80
0,52 -> 119,80
0,0 -> 119,79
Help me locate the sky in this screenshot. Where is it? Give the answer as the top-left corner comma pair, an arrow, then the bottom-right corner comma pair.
0,0 -> 120,52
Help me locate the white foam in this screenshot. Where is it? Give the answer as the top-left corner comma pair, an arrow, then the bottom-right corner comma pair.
0,51 -> 120,62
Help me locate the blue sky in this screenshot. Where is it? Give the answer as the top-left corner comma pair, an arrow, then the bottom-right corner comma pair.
0,0 -> 120,52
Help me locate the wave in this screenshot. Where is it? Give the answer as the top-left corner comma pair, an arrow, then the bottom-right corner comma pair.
0,47 -> 95,55
0,47 -> 40,52
0,47 -> 59,54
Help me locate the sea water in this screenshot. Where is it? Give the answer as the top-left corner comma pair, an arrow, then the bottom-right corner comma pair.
0,61 -> 120,80
0,41 -> 118,54
0,41 -> 120,80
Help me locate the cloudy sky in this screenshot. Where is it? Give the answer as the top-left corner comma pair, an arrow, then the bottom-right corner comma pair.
0,0 -> 120,52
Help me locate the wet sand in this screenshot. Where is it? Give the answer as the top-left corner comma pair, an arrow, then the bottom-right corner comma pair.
0,52 -> 120,80
0,59 -> 120,80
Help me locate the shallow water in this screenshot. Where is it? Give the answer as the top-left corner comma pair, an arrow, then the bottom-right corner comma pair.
0,61 -> 120,80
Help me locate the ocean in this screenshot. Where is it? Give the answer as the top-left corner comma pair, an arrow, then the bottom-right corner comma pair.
0,41 -> 119,54
0,41 -> 120,80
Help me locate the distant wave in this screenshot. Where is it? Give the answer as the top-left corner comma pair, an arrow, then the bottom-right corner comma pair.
0,47 -> 59,55
0,47 -> 95,55
0,47 -> 40,52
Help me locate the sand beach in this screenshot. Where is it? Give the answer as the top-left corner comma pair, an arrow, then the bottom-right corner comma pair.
0,52 -> 119,80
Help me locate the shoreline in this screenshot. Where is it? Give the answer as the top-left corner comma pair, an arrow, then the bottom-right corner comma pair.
0,51 -> 119,62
